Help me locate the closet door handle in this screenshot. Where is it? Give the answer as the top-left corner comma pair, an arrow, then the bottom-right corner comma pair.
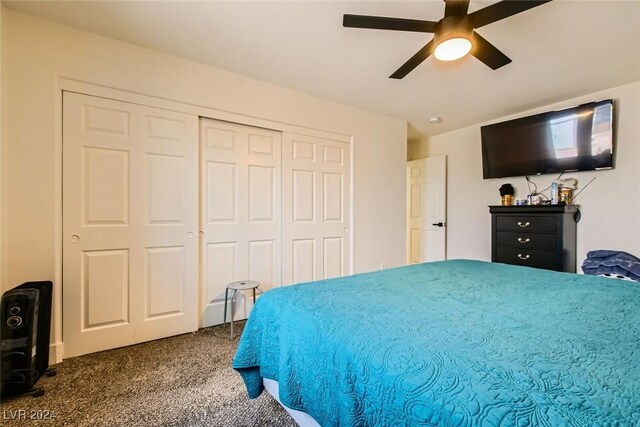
517,221 -> 530,228
517,238 -> 530,244
517,254 -> 530,260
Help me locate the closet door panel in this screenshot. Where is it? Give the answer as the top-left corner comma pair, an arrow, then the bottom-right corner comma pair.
200,118 -> 281,327
145,246 -> 185,319
282,133 -> 350,286
137,106 -> 198,341
82,249 -> 130,329
63,92 -> 198,358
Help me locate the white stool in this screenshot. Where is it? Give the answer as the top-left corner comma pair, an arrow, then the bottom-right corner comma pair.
223,280 -> 261,339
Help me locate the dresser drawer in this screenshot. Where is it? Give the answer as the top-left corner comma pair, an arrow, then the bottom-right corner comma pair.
495,215 -> 556,233
496,231 -> 556,250
495,246 -> 560,270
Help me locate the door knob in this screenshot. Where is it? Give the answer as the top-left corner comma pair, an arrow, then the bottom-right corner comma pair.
69,235 -> 80,243
432,222 -> 445,227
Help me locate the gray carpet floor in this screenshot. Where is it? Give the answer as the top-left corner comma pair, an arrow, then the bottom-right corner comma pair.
0,324 -> 297,426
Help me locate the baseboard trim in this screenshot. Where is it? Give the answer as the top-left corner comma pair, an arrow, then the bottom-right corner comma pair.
49,341 -> 64,365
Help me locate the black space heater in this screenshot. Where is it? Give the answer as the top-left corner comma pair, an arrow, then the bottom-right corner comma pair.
1,281 -> 56,401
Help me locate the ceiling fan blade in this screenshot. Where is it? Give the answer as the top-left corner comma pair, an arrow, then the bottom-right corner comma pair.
444,0 -> 470,17
471,32 -> 512,70
343,14 -> 437,33
389,40 -> 435,79
470,0 -> 552,29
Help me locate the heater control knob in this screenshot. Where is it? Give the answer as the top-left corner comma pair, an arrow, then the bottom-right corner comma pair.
7,315 -> 23,328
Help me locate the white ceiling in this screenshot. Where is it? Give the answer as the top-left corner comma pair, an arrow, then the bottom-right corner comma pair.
6,0 -> 640,138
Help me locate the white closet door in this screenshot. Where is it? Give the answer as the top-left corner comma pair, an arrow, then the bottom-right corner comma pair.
406,156 -> 447,264
200,118 -> 281,327
63,92 -> 198,358
282,133 -> 350,285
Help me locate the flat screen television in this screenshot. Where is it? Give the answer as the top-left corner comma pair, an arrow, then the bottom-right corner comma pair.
481,99 -> 614,179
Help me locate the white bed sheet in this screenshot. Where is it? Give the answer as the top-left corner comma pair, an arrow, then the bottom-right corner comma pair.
263,378 -> 320,427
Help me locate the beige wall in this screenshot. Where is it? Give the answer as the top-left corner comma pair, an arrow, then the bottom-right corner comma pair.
1,8 -> 407,357
407,138 -> 429,161
420,80 -> 640,266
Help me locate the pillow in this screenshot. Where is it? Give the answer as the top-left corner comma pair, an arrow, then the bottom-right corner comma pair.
581,250 -> 640,282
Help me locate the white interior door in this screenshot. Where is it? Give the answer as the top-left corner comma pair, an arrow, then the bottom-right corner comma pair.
200,118 -> 281,327
282,133 -> 350,285
407,156 -> 447,264
63,92 -> 198,358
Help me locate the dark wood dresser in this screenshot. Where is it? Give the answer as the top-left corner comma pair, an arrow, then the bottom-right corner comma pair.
489,205 -> 579,272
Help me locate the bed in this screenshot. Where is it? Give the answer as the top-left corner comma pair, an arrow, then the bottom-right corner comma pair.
232,260 -> 640,426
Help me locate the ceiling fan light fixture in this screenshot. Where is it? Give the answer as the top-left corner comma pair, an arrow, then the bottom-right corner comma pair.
434,37 -> 472,61
432,15 -> 474,62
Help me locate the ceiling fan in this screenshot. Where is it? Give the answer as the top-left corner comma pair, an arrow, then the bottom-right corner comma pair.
343,0 -> 552,79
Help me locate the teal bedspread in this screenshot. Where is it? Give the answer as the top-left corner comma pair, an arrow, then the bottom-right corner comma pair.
232,260 -> 640,426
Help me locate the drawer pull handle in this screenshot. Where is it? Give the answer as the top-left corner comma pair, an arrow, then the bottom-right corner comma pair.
517,238 -> 531,244
517,254 -> 531,260
517,221 -> 530,228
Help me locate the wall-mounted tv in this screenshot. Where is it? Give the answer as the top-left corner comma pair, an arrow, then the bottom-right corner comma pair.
481,99 -> 614,179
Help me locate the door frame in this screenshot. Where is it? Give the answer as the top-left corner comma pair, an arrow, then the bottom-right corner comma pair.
53,78 -> 353,362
